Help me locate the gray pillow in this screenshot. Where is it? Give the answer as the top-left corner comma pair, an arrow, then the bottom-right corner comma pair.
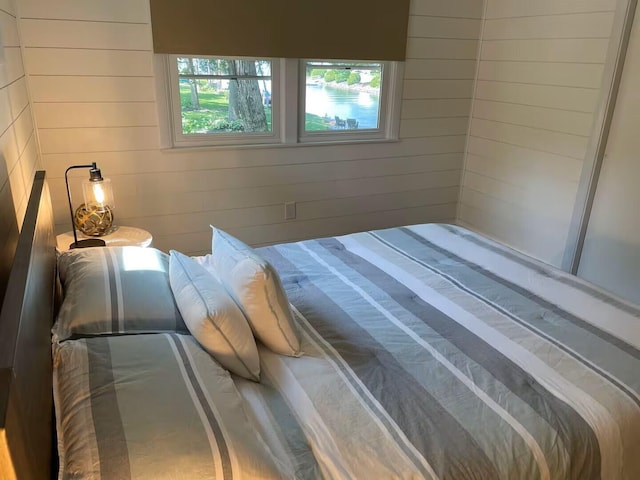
53,246 -> 186,342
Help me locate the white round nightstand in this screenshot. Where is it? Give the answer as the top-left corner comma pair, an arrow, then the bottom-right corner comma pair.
57,226 -> 153,252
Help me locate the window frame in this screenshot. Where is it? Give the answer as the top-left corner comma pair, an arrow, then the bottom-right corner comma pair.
298,60 -> 391,143
162,56 -> 402,149
167,54 -> 281,147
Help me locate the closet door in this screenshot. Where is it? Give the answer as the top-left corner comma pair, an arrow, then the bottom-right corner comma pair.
578,5 -> 640,304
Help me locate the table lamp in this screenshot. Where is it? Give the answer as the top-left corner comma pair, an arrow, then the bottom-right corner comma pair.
65,163 -> 115,249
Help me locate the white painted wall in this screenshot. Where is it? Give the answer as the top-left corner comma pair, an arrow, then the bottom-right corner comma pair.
17,0 -> 483,254
0,0 -> 40,230
578,4 -> 640,304
458,0 -> 619,267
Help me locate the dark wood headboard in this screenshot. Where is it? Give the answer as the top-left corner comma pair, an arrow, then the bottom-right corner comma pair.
0,171 -> 56,479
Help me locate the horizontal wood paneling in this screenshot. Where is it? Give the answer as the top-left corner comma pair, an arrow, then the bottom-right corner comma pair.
23,48 -> 154,77
403,80 -> 475,99
404,59 -> 477,79
477,61 -> 606,88
410,0 -> 484,19
42,137 -> 467,174
33,102 -> 158,128
475,80 -> 599,113
480,38 -> 611,63
0,0 -> 14,16
0,10 -> 19,46
38,126 -> 159,154
0,4 -> 41,232
472,100 -> 594,137
29,76 -> 156,102
18,19 -> 152,50
400,117 -> 470,138
459,0 -> 616,267
485,0 -> 617,19
408,17 -> 482,39
467,136 -> 583,182
483,13 -> 615,40
470,118 -> 589,159
51,168 -> 462,222
152,203 -> 458,254
406,38 -> 479,59
19,0 -> 483,254
401,99 -> 473,119
19,0 -> 150,23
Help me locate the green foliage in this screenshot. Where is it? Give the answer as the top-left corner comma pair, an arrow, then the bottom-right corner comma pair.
179,84 -> 271,134
305,112 -> 331,131
324,70 -> 336,82
182,115 -> 216,133
211,119 -> 245,132
334,70 -> 350,83
370,74 -> 381,88
347,72 -> 361,85
310,69 -> 324,78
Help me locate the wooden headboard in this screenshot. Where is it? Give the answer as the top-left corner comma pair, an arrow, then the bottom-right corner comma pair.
0,171 -> 56,480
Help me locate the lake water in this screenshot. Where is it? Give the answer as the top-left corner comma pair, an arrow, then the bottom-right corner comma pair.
305,84 -> 380,129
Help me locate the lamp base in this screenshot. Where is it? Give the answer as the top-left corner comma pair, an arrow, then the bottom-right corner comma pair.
69,238 -> 106,249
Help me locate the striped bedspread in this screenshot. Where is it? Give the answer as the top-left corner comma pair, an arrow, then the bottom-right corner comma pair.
247,223 -> 640,480
54,334 -> 285,480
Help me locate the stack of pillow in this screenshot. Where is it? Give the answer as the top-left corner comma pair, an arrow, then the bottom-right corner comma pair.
169,226 -> 302,380
55,226 -> 302,381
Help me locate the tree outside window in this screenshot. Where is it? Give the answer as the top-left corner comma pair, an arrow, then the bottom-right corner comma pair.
177,57 -> 272,135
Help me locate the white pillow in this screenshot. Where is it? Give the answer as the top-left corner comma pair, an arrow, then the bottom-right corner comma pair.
208,226 -> 302,357
169,250 -> 260,381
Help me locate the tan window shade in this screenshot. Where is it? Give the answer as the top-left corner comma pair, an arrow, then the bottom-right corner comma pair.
150,0 -> 410,61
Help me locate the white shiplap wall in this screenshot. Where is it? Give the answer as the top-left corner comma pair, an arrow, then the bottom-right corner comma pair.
17,0 -> 483,254
458,0 -> 618,267
0,0 -> 40,231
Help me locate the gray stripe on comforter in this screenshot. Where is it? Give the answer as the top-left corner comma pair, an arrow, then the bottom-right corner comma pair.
437,224 -> 640,318
102,246 -> 120,335
87,338 -> 132,480
265,247 -> 500,480
234,374 -> 323,480
315,236 -> 602,480
169,334 -> 233,480
392,227 -> 640,399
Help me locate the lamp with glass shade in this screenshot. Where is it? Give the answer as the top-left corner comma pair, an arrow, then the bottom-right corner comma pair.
65,163 -> 115,249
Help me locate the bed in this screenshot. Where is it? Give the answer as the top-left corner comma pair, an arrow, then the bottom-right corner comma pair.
2,172 -> 640,479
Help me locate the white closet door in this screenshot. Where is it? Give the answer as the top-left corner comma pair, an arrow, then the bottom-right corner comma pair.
578,5 -> 640,304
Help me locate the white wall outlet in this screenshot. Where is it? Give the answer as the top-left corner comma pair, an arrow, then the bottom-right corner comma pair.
285,201 -> 296,220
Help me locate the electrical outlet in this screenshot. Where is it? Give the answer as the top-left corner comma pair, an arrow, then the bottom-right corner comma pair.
284,202 -> 296,220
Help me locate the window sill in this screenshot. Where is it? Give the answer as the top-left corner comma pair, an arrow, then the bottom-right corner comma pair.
160,137 -> 401,153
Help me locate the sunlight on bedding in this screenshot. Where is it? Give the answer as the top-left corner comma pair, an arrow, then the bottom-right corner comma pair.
121,247 -> 164,272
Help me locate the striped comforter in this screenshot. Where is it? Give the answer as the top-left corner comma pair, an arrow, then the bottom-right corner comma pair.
55,224 -> 640,479
248,223 -> 640,480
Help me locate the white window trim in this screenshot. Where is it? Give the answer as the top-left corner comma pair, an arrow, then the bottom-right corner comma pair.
298,60 -> 392,143
156,55 -> 403,149
167,54 -> 281,148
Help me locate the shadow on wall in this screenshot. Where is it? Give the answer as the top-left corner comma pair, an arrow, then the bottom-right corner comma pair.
0,154 -> 19,308
578,235 -> 640,306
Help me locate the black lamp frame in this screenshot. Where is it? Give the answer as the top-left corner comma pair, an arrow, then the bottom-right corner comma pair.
65,163 -> 108,249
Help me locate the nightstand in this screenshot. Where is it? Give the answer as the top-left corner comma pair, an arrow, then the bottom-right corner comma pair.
56,226 -> 153,252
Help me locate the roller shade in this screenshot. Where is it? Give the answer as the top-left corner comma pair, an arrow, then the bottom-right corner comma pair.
150,0 -> 410,61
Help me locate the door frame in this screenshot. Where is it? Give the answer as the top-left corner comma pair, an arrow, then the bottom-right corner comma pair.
562,0 -> 639,273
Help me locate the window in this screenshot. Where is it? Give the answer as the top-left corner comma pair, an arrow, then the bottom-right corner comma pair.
169,56 -> 279,146
163,56 -> 400,147
301,61 -> 385,138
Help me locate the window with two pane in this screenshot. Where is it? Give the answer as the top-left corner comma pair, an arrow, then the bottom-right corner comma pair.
170,57 -> 390,146
151,0 -> 409,147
